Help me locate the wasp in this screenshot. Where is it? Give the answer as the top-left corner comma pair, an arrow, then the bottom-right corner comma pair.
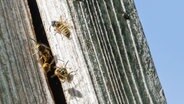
51,16 -> 71,38
122,12 -> 130,20
52,61 -> 77,83
41,59 -> 54,74
29,38 -> 53,73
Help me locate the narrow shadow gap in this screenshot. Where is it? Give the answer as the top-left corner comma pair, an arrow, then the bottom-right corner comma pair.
27,0 -> 66,104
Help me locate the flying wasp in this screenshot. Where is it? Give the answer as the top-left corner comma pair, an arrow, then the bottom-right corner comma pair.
52,61 -> 77,83
51,16 -> 71,38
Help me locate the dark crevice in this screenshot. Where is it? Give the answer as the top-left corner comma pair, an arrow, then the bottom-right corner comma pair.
27,0 -> 66,104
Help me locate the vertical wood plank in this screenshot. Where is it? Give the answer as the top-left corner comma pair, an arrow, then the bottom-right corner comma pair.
0,0 -> 167,103
36,0 -> 167,103
0,0 -> 54,103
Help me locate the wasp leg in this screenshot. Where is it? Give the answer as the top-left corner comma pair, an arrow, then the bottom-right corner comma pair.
61,80 -> 65,83
68,69 -> 78,75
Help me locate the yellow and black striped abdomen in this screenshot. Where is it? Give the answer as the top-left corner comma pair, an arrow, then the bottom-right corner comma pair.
51,20 -> 71,38
57,24 -> 70,38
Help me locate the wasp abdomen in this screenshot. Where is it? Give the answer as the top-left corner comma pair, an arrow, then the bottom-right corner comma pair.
51,20 -> 71,38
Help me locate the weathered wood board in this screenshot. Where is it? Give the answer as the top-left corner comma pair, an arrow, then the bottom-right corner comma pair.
0,0 -> 167,104
0,0 -> 54,104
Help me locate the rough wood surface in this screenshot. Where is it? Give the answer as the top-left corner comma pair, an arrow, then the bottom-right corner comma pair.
0,0 -> 167,104
0,0 -> 54,104
36,0 -> 167,104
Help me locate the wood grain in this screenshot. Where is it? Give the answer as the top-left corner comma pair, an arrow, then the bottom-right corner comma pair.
0,0 -> 54,104
0,0 -> 167,104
